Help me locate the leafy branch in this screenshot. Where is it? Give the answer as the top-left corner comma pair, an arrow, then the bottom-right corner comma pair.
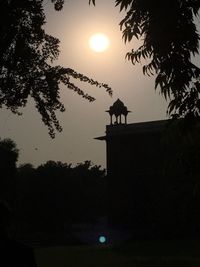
0,0 -> 112,138
118,0 -> 200,119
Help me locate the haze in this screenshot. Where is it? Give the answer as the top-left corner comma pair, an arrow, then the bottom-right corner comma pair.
0,0 -> 168,168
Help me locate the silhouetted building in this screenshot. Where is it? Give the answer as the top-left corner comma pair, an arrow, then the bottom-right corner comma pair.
96,99 -> 199,239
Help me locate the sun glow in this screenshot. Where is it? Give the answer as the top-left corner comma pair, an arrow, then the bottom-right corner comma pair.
89,33 -> 110,53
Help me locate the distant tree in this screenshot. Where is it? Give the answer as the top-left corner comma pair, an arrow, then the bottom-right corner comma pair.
72,160 -> 105,179
0,0 -> 112,138
16,160 -> 106,234
18,163 -> 35,175
37,160 -> 72,173
91,0 -> 200,120
71,161 -> 106,222
0,138 -> 18,204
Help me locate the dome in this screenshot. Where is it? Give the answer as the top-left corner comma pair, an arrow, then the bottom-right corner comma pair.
106,99 -> 131,125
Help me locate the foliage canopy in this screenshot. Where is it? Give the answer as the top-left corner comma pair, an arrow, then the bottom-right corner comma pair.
118,0 -> 200,119
92,0 -> 200,120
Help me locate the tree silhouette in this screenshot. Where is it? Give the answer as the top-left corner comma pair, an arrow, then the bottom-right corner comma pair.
120,0 -> 200,119
0,138 -> 18,205
0,0 -> 112,138
92,0 -> 200,120
15,160 -> 106,235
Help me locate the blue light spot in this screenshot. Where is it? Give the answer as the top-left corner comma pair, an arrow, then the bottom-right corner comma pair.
99,235 -> 106,243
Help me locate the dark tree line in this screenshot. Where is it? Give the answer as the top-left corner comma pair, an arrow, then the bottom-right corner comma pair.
15,160 -> 106,236
0,139 -> 106,238
0,138 -> 18,206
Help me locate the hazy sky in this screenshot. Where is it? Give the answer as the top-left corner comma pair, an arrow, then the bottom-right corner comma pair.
0,0 -> 171,168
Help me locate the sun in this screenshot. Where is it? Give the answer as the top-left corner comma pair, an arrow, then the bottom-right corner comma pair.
89,33 -> 110,53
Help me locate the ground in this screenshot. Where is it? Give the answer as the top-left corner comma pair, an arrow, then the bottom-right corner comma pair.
34,240 -> 200,267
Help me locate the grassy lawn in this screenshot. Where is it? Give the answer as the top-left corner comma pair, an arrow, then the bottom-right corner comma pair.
34,240 -> 200,267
